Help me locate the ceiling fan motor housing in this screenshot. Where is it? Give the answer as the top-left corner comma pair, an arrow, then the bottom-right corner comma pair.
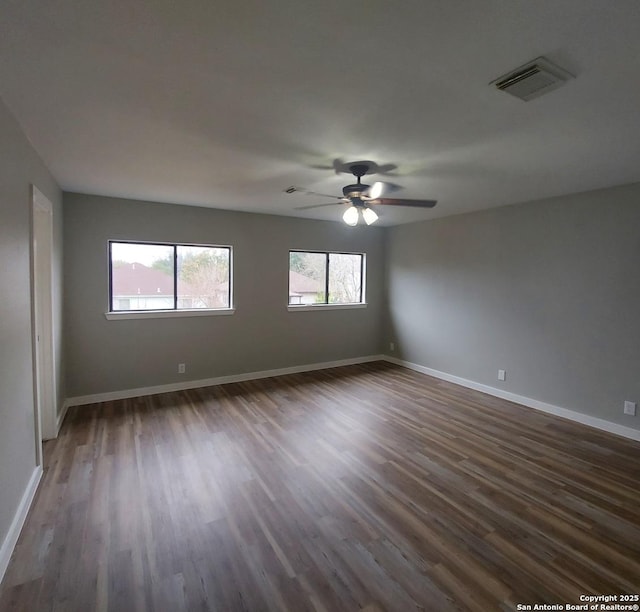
343,183 -> 369,198
349,164 -> 370,177
343,163 -> 372,200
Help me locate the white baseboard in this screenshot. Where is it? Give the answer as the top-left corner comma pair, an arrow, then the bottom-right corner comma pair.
384,356 -> 640,442
64,353 -> 640,442
65,355 -> 385,408
0,465 -> 43,583
56,400 -> 68,435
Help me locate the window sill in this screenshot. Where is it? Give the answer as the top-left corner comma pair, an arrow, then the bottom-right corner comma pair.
287,303 -> 367,312
105,308 -> 235,320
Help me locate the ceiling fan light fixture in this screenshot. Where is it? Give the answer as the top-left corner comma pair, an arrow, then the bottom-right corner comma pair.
362,207 -> 378,225
343,206 -> 359,226
288,160 -> 437,221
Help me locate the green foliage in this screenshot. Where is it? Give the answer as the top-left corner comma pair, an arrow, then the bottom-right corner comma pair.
289,252 -> 306,274
179,250 -> 228,284
151,254 -> 174,275
290,252 -> 325,281
177,248 -> 229,308
149,248 -> 230,308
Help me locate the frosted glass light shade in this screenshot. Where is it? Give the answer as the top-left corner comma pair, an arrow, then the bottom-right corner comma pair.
368,182 -> 384,200
362,207 -> 379,225
343,206 -> 359,226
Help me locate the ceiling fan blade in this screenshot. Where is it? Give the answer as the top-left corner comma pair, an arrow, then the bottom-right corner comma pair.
379,181 -> 403,192
284,185 -> 344,200
371,198 -> 437,208
362,181 -> 403,200
333,160 -> 399,176
376,163 -> 398,175
332,158 -> 347,174
295,202 -> 345,211
304,190 -> 344,200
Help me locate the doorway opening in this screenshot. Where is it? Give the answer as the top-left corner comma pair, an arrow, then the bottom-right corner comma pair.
31,186 -> 57,466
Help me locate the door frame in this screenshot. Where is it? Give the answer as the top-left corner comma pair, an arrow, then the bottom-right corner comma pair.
31,185 -> 57,459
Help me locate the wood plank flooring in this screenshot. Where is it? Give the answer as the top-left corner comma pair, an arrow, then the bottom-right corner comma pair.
1,362 -> 639,611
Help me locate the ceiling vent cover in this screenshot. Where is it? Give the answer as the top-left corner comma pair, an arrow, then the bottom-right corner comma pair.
491,57 -> 573,101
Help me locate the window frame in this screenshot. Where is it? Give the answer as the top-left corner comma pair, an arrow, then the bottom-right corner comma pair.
287,249 -> 366,310
107,240 -> 233,318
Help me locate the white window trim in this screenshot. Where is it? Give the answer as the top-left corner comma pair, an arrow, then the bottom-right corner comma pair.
287,303 -> 367,312
105,308 -> 235,320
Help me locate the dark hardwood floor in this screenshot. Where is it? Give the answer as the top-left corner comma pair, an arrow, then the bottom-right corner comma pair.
1,362 -> 639,611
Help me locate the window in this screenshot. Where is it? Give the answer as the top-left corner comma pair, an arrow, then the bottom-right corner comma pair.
289,250 -> 364,306
109,241 -> 231,312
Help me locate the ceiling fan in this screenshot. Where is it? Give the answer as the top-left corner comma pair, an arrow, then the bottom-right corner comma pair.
285,162 -> 437,226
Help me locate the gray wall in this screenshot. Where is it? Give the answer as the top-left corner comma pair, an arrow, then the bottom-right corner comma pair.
0,98 -> 62,554
64,193 -> 385,397
386,182 -> 640,431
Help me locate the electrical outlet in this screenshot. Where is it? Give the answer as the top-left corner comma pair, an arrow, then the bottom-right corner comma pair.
623,401 -> 637,416
178,363 -> 186,374
498,369 -> 506,382
389,342 -> 395,352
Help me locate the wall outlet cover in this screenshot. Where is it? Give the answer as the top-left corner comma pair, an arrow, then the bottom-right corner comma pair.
623,401 -> 637,416
498,369 -> 506,381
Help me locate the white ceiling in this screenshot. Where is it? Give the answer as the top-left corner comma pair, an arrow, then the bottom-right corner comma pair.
2,1 -> 640,226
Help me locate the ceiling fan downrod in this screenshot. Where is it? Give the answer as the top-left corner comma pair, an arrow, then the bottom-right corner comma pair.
343,164 -> 371,199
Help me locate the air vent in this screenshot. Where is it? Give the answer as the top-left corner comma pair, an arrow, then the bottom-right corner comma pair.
491,57 -> 573,101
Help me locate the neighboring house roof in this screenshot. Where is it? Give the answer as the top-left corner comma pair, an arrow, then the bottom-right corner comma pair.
289,271 -> 323,295
113,262 -> 197,296
114,264 -> 320,297
113,262 -> 173,295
